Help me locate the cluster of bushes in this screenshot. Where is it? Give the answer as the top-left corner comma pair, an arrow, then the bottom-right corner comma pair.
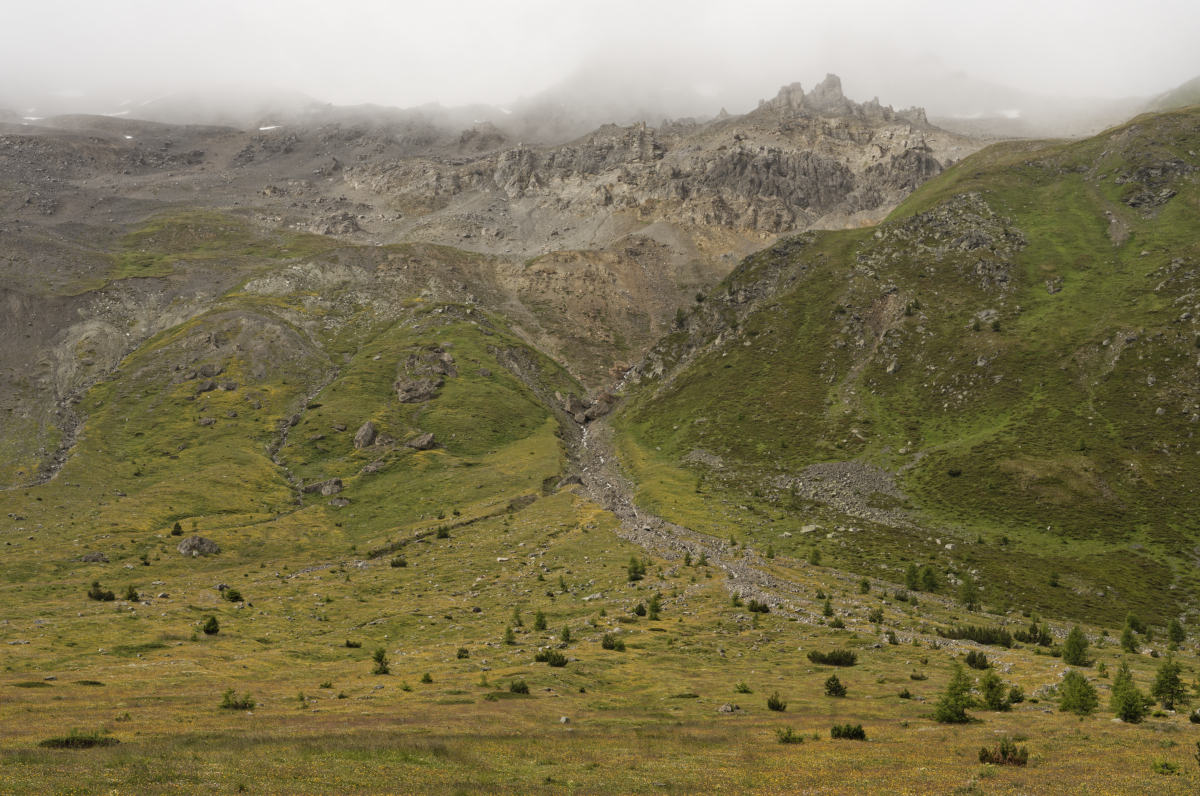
830,723 -> 866,740
627,556 -> 648,582
964,650 -> 990,670
937,625 -> 1013,648
86,581 -> 116,602
807,649 -> 857,666
747,599 -> 770,614
534,649 -> 568,667
389,556 -> 407,568
979,737 -> 1028,766
775,727 -> 803,744
601,634 -> 626,652
219,689 -> 256,710
39,730 -> 118,749
903,563 -> 940,592
1013,620 -> 1053,647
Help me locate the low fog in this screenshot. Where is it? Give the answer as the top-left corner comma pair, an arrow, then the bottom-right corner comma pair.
3,0 -> 1198,134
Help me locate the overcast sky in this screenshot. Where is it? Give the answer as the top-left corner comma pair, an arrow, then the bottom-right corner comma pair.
4,0 -> 1198,115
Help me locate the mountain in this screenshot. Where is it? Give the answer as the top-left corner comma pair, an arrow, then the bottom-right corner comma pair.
1147,75 -> 1200,112
618,104 -> 1200,625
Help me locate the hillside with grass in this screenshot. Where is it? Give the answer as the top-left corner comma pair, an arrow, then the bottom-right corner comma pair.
2,108 -> 1200,794
619,106 -> 1200,628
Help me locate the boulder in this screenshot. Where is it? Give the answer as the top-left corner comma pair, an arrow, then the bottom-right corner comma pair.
177,536 -> 220,556
395,376 -> 444,403
218,381 -> 238,391
479,368 -> 492,377
584,401 -> 610,420
197,364 -> 224,378
301,478 -> 342,495
80,552 -> 109,563
332,423 -> 347,432
354,422 -> 376,449
198,417 -> 217,426
562,394 -> 586,415
886,360 -> 901,375
196,380 -> 218,393
405,432 -> 437,451
361,459 -> 385,475
329,497 -> 350,507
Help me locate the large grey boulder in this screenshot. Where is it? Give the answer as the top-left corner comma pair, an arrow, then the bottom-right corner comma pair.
394,376 -> 443,403
354,422 -> 377,449
405,432 -> 437,451
80,552 -> 109,563
177,536 -> 220,556
301,478 -> 342,495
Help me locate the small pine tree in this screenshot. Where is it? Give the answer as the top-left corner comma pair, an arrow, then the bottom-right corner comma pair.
171,522 -> 183,536
919,565 -> 938,592
1151,654 -> 1189,711
123,584 -> 139,602
697,551 -> 708,567
766,691 -> 787,711
533,610 -> 547,631
1058,670 -> 1099,715
808,548 -> 822,566
627,556 -> 646,582
904,563 -> 920,590
933,663 -> 975,723
1111,659 -> 1147,723
201,616 -> 219,635
824,674 -> 847,697
372,647 -> 390,675
648,593 -> 662,621
683,551 -> 692,567
504,626 -> 516,645
1168,618 -> 1186,647
420,672 -> 433,684
980,671 -> 1010,711
765,545 -> 775,560
859,578 -> 870,595
560,625 -> 571,644
957,577 -> 980,611
1062,626 -> 1089,666
1120,623 -> 1139,653
511,606 -> 523,627
822,598 -> 834,618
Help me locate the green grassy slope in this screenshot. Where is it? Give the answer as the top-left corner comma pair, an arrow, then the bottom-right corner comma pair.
618,107 -> 1200,627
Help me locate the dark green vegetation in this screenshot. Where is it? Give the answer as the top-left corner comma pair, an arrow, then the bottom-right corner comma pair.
619,106 -> 1200,627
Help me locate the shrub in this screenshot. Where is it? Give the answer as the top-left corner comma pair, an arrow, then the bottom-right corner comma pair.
371,648 -> 390,675
938,625 -> 1013,648
775,727 -> 804,744
633,603 -> 647,617
1008,685 -> 1025,704
867,607 -> 884,624
859,578 -> 870,594
39,730 -> 119,749
980,670 -> 1011,712
1062,626 -> 1089,666
223,588 -> 242,603
766,691 -> 787,712
648,593 -> 662,620
220,689 -> 256,710
1150,654 -> 1189,711
1151,759 -> 1181,776
735,681 -> 752,694
504,627 -> 517,645
435,526 -> 450,539
202,616 -> 219,635
533,610 -> 547,631
824,675 -> 847,697
390,556 -> 407,568
964,650 -> 990,670
601,634 -> 625,652
123,584 -> 139,602
345,639 -> 362,648
919,565 -> 939,592
1111,660 -> 1147,723
171,522 -> 183,536
87,581 -> 115,602
978,737 -> 1028,766
808,548 -> 821,566
887,630 -> 899,645
534,650 -> 568,667
747,599 -> 770,614
627,556 -> 646,582
456,647 -> 469,660
807,649 -> 857,666
829,617 -> 846,629
319,681 -> 332,689
509,680 -> 529,695
765,545 -> 775,559
822,599 -> 834,617
1168,618 -> 1186,647
830,723 -> 866,740
904,564 -> 919,590
933,663 -> 975,724
910,671 -> 928,681
1058,670 -> 1099,715
560,626 -> 571,643
898,687 -> 912,699
420,672 -> 433,684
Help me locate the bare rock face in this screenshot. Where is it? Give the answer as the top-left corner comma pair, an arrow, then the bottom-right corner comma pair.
177,536 -> 220,556
584,401 -> 610,420
301,478 -> 342,495
354,422 -> 376,449
405,432 -> 437,451
395,376 -> 443,403
197,363 -> 224,378
80,551 -> 109,563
